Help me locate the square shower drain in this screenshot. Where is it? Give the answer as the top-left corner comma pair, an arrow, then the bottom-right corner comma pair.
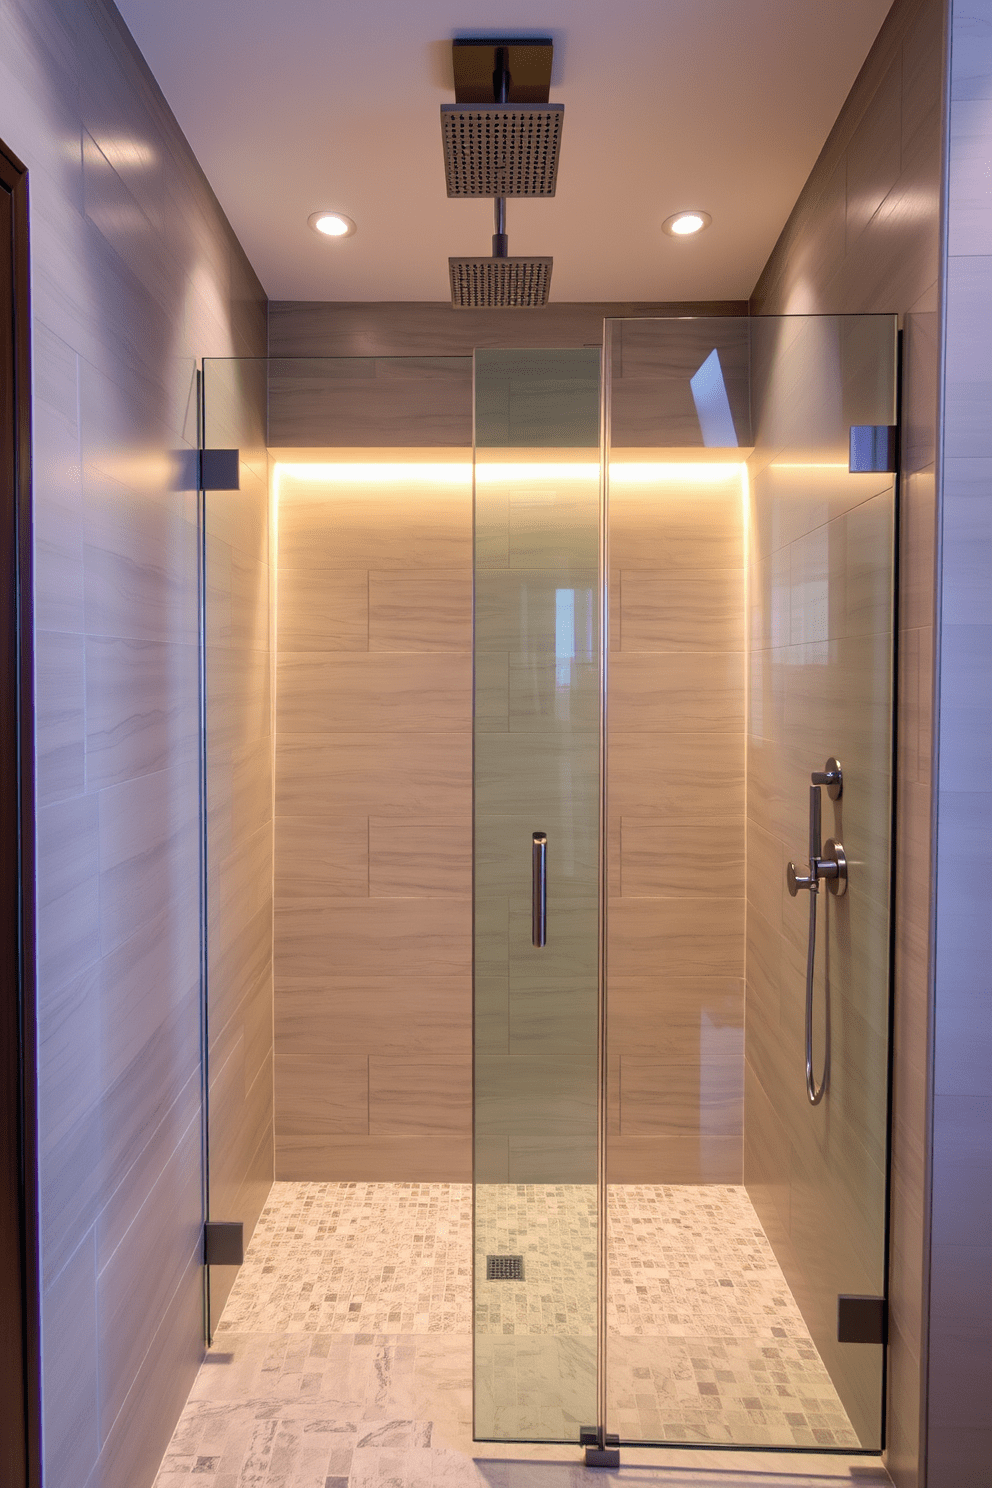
486,1254 -> 524,1281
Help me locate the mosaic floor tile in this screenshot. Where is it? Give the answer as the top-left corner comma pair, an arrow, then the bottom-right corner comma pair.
154,1181 -> 869,1486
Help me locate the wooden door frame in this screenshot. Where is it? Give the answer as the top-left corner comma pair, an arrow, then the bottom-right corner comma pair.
0,138 -> 41,1488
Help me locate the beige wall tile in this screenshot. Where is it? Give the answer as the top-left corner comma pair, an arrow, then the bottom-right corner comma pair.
620,1055 -> 743,1136
275,975 -> 471,1057
275,896 -> 471,977
475,974 -> 509,1057
607,1134 -> 743,1184
610,650 -> 745,733
506,1135 -> 596,1184
475,732 -> 599,819
608,896 -> 745,977
476,1054 -> 598,1140
475,567 -> 599,653
275,816 -> 368,898
369,820 -> 471,897
609,975 -> 743,1060
274,1053 -> 368,1136
277,651 -> 472,734
621,569 -> 745,652
275,1133 -> 471,1182
474,651 -> 509,733
277,568 -> 369,651
277,479 -> 472,570
609,730 -> 744,822
609,480 -> 744,571
276,731 -> 471,818
368,570 -> 472,652
621,820 -> 744,898
368,1057 -> 471,1134
508,658 -> 601,732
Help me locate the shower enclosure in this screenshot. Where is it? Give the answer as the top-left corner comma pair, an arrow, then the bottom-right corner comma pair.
201,311 -> 897,1457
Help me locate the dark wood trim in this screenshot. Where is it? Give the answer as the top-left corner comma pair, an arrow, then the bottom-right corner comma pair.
0,137 -> 41,1488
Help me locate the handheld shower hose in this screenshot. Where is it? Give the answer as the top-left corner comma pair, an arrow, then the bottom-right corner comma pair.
787,761 -> 848,1105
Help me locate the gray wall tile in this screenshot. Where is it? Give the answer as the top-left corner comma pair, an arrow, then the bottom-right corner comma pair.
927,3 -> 992,1483
0,0 -> 269,1483
751,0 -> 944,1474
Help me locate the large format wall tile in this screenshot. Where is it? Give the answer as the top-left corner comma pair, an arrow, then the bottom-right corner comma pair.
275,896 -> 471,977
277,650 -> 471,734
276,730 -> 471,819
0,1 -> 270,1481
750,0 -> 943,1466
606,471 -> 747,1182
275,975 -> 471,1057
274,466 -> 473,1178
926,6 -> 992,1483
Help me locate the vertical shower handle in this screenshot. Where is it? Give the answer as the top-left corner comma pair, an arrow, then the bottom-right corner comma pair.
809,783 -> 822,862
532,832 -> 547,948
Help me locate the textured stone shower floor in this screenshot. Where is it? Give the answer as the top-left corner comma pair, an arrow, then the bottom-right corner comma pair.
153,1181 -> 862,1486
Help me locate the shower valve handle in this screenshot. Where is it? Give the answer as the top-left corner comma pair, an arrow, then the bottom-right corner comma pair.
810,757 -> 843,800
788,844 -> 848,898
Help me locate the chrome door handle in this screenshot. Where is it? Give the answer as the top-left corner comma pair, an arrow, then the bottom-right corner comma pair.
532,832 -> 547,948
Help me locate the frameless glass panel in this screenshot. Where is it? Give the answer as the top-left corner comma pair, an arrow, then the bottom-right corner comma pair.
603,315 -> 896,1452
200,356 -> 272,1338
473,349 -> 602,1442
201,355 -> 473,1337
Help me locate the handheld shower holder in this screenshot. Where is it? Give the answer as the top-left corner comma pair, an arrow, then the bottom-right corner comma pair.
786,759 -> 848,1106
787,758 -> 847,897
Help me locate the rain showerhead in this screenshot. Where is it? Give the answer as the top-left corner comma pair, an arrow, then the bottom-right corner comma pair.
442,38 -> 558,309
449,194 -> 553,309
441,105 -> 563,197
441,39 -> 562,198
449,255 -> 553,309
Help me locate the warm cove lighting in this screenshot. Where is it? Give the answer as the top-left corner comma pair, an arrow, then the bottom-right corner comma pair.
278,462 -> 470,483
274,461 -> 746,485
610,462 -> 743,484
308,211 -> 356,238
662,210 -> 711,237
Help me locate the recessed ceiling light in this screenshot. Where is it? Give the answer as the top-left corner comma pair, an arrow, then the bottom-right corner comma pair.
662,210 -> 711,237
308,211 -> 356,238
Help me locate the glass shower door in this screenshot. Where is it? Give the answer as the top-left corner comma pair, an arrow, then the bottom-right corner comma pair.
744,314 -> 896,1451
602,313 -> 896,1452
472,349 -> 603,1442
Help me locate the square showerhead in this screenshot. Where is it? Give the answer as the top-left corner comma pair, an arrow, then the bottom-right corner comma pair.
449,256 -> 553,309
441,105 -> 563,196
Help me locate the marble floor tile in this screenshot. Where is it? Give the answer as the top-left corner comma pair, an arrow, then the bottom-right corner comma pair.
152,1182 -> 880,1486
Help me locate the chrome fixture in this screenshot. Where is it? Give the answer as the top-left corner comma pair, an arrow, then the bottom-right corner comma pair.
787,759 -> 847,1106
443,39 -> 559,307
441,38 -> 562,196
532,832 -> 547,948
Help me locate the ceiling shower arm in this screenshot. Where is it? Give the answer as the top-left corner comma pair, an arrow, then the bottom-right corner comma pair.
492,44 -> 510,257
493,197 -> 508,257
493,45 -> 510,103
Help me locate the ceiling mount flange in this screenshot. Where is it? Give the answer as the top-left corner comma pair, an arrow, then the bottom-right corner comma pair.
452,38 -> 554,103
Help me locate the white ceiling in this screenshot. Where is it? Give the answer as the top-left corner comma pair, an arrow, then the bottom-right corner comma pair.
116,0 -> 892,303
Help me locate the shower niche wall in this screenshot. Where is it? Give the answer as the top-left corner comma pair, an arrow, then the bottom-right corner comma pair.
201,313 -> 897,1455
